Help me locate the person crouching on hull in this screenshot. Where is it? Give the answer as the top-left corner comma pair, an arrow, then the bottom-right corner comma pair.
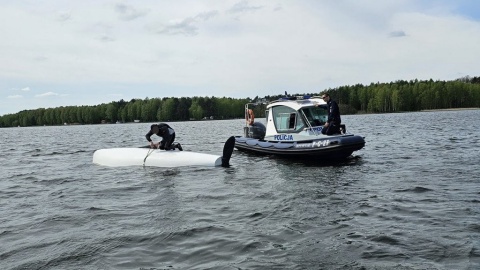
146,123 -> 183,151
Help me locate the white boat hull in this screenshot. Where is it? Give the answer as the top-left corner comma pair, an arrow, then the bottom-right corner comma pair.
93,136 -> 235,168
93,148 -> 222,167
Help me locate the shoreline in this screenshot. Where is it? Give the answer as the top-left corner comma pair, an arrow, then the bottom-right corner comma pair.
420,107 -> 479,112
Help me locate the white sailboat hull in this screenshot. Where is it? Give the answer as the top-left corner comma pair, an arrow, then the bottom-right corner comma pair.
93,148 -> 222,167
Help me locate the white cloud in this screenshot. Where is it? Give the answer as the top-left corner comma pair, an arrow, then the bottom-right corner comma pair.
150,10 -> 219,36
114,3 -> 149,21
388,30 -> 407,37
196,10 -> 219,21
155,17 -> 200,36
56,11 -> 71,22
36,92 -> 59,97
227,0 -> 263,14
20,87 -> 30,91
8,95 -> 23,99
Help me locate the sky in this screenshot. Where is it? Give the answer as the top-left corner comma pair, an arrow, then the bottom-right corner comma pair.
1,0 -> 480,116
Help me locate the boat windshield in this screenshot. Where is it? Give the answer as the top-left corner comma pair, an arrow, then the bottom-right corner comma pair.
300,106 -> 328,127
271,105 -> 305,133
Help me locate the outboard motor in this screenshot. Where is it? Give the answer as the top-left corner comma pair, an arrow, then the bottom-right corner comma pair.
244,122 -> 266,139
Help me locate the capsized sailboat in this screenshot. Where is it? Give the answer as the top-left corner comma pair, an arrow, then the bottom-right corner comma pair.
93,136 -> 235,168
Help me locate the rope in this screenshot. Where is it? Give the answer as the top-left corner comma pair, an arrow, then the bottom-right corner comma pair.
143,148 -> 155,167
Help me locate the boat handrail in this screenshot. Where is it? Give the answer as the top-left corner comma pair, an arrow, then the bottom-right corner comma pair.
267,97 -> 324,106
299,110 -> 321,136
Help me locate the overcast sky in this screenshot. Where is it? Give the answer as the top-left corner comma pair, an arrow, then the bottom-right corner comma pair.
1,0 -> 480,116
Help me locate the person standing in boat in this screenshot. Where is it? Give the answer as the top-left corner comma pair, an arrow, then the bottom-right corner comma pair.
146,123 -> 183,151
321,93 -> 341,135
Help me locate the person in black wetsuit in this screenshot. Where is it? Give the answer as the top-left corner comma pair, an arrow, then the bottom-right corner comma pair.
146,123 -> 183,151
321,93 -> 342,135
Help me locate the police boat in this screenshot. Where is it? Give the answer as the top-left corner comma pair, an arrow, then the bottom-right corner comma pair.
234,96 -> 365,160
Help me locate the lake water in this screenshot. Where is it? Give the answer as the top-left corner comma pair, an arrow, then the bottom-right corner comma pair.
1,109 -> 479,270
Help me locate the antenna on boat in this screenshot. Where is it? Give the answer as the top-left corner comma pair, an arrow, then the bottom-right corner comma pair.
280,91 -> 296,101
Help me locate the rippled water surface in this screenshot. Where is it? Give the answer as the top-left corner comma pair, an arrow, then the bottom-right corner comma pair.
1,110 -> 479,270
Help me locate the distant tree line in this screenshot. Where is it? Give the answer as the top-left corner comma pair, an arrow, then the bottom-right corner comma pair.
0,96 -> 251,127
1,76 -> 479,127
322,77 -> 480,114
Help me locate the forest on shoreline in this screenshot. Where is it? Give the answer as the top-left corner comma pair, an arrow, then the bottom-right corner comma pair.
1,76 -> 479,127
